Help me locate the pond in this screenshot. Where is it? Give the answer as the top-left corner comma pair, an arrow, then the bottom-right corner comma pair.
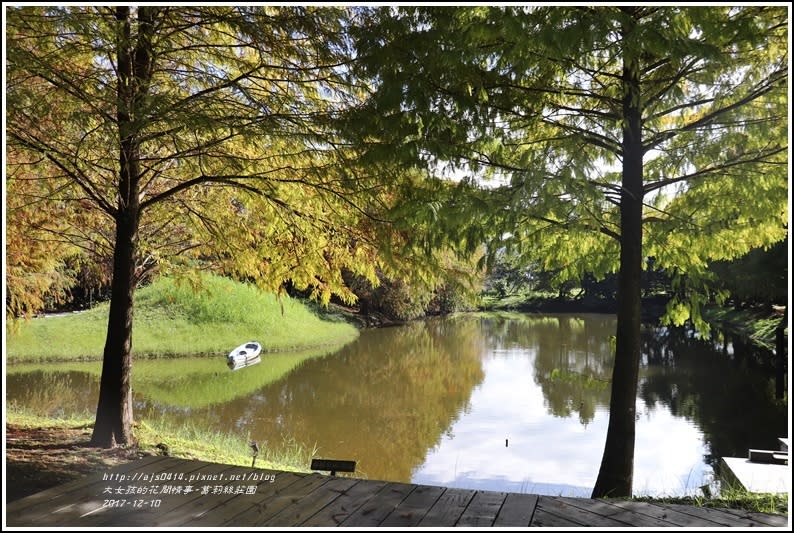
6,313 -> 786,497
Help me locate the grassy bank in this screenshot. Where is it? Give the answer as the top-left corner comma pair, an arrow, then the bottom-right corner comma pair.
629,489 -> 788,516
6,408 -> 314,473
6,274 -> 358,362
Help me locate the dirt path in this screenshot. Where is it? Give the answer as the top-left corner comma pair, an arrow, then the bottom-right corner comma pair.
5,423 -> 157,503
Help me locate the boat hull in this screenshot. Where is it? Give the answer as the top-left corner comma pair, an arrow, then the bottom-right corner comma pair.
227,341 -> 262,370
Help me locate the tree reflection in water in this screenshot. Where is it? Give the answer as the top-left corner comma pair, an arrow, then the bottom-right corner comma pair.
639,325 -> 786,467
6,313 -> 785,492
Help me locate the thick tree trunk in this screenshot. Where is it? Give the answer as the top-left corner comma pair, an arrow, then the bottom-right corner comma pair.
592,36 -> 644,498
90,6 -> 153,446
90,211 -> 138,446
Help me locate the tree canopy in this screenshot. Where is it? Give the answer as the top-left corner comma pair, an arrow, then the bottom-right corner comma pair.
5,6 -> 403,445
351,6 -> 787,316
348,5 -> 788,496
6,6 -> 392,305
4,5 -> 787,495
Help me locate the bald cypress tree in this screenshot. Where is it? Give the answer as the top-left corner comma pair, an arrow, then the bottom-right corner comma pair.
349,6 -> 787,496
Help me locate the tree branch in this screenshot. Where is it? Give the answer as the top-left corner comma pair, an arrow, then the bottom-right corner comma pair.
8,130 -> 117,216
643,145 -> 787,194
643,68 -> 787,151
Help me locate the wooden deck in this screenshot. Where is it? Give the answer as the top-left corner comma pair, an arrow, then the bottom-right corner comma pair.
5,456 -> 788,527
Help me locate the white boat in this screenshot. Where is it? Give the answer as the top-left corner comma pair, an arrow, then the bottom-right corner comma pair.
227,341 -> 262,370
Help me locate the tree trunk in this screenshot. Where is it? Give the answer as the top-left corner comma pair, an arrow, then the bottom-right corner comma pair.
592,32 -> 644,498
90,6 -> 153,446
90,210 -> 138,446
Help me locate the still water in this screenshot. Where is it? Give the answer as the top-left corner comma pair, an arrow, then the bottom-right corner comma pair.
6,313 -> 786,497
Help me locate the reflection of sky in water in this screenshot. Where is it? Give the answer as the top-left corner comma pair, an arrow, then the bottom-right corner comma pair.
412,348 -> 708,497
14,314 -> 770,498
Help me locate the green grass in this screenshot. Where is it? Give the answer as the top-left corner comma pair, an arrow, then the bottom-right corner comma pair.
6,406 -> 95,429
6,408 -> 314,473
6,274 -> 359,362
138,416 -> 315,471
628,487 -> 788,516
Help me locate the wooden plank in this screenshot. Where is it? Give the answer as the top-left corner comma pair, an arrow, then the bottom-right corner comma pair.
79,462 -> 294,527
339,482 -> 415,527
714,507 -> 789,527
13,457 -> 202,526
180,471 -> 307,527
607,501 -> 730,527
455,490 -> 507,527
8,458 -> 789,528
551,496 -> 675,527
380,484 -> 445,527
219,473 -> 331,526
301,479 -> 388,526
5,456 -> 188,526
263,476 -> 359,527
72,461 -> 233,527
664,502 -> 785,527
555,496 -> 623,517
534,497 -> 633,527
530,508 -> 585,527
6,455 -> 168,514
199,472 -> 311,526
113,464 -> 270,527
417,488 -> 476,527
606,509 -> 684,528
492,493 -> 538,527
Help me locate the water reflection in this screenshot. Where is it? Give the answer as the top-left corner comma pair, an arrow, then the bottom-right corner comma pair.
136,319 -> 486,482
6,370 -> 98,417
5,313 -> 785,496
639,326 -> 787,465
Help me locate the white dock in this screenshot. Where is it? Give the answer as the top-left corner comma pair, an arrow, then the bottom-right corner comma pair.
719,437 -> 790,494
720,457 -> 790,494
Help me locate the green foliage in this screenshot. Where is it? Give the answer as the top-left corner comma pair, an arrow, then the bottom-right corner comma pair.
5,6 -> 392,311
5,274 -> 358,362
482,250 -> 535,299
350,6 -> 788,323
346,246 -> 484,322
346,269 -> 432,321
708,239 -> 788,306
702,307 -> 785,352
4,148 -> 84,319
